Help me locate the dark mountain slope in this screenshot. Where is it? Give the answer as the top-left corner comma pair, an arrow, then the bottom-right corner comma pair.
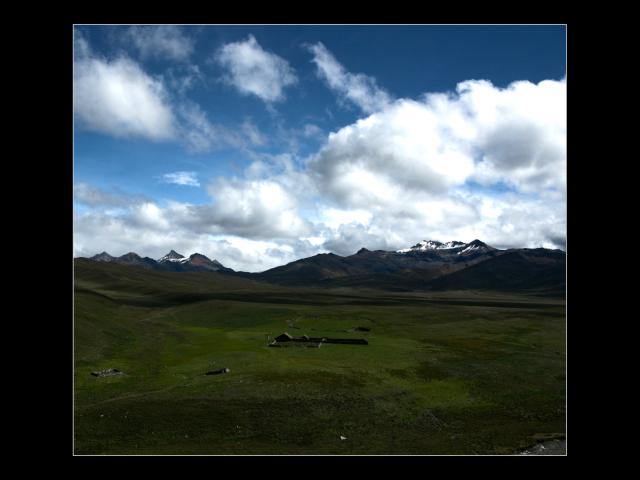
428,248 -> 566,296
251,240 -> 500,286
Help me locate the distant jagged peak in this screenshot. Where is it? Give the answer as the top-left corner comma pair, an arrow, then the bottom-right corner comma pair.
467,239 -> 489,247
189,252 -> 211,261
189,252 -> 224,267
119,252 -> 142,260
158,250 -> 187,263
90,251 -> 115,262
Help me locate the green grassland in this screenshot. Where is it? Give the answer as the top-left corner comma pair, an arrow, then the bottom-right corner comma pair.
74,259 -> 566,455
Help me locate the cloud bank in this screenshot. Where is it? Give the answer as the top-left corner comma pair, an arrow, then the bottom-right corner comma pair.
74,38 -> 566,271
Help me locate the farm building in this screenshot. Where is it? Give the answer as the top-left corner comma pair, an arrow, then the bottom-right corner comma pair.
275,332 -> 293,342
270,341 -> 322,348
269,332 -> 368,347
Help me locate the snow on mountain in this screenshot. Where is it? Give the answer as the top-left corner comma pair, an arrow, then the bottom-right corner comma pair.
85,248 -> 232,273
458,244 -> 479,255
397,240 -> 466,253
91,251 -> 115,262
158,250 -> 188,263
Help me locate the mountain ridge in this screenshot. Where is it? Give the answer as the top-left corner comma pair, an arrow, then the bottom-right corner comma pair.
87,250 -> 233,273
79,240 -> 565,295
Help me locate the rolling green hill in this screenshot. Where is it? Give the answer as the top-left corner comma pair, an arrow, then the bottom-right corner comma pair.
74,259 -> 566,455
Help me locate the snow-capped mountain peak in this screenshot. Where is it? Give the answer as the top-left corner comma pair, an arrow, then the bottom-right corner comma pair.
158,250 -> 188,263
441,241 -> 466,249
397,240 -> 466,253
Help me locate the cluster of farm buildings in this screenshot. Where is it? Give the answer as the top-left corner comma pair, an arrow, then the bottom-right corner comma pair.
269,332 -> 368,348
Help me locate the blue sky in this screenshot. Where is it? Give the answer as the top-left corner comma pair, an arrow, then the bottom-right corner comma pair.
73,25 -> 566,272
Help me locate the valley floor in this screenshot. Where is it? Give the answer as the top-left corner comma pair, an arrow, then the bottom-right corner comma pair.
73,262 -> 566,455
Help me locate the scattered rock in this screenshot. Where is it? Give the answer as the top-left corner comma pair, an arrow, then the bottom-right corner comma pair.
91,368 -> 123,378
340,435 -> 347,440
520,439 -> 566,455
205,367 -> 230,376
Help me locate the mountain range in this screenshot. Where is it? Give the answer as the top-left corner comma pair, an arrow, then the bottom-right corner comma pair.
88,249 -> 233,273
81,239 -> 565,295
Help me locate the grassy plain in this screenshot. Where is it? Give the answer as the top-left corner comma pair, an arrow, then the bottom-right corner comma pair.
74,259 -> 565,455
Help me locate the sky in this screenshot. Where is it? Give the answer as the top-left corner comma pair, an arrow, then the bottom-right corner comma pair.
73,24 -> 567,272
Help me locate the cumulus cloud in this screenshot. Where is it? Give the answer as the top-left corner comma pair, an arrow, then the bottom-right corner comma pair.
310,78 -> 566,209
461,79 -> 567,193
74,74 -> 566,269
195,178 -> 312,239
73,200 -> 318,272
215,35 -> 297,102
73,35 -> 258,153
307,42 -> 392,114
74,53 -> 176,140
309,98 -> 476,206
161,171 -> 200,187
124,25 -> 194,61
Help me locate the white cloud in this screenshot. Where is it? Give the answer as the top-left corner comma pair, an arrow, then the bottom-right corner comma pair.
305,77 -> 566,255
176,101 -> 247,153
161,171 -> 200,187
197,178 -> 312,239
309,98 -> 476,206
241,119 -> 267,146
320,208 -> 372,230
307,42 -> 392,114
129,202 -> 171,230
302,123 -> 324,138
461,78 -> 567,193
74,29 -> 91,59
74,36 -> 257,153
310,78 -> 566,208
74,183 -> 150,207
74,55 -> 176,140
124,26 -> 194,61
74,76 -> 566,270
73,199 -> 318,272
215,35 -> 297,102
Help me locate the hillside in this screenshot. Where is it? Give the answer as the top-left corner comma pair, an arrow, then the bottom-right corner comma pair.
428,249 -> 566,296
